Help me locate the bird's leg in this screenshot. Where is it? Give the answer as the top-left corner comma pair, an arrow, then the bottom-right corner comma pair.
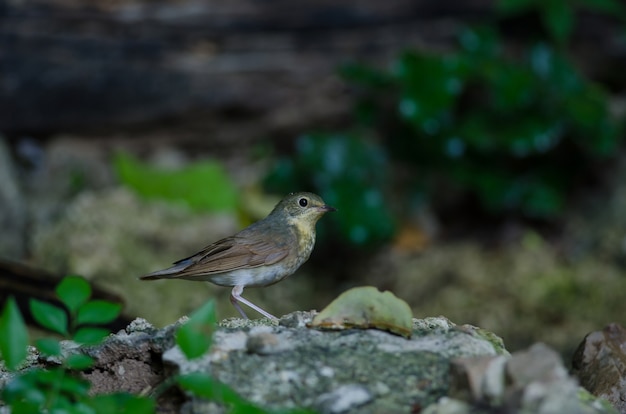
230,285 -> 278,321
229,288 -> 249,319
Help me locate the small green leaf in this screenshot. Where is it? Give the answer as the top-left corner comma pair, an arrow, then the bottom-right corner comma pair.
65,354 -> 95,370
76,301 -> 122,326
56,276 -> 92,314
0,297 -> 29,370
176,324 -> 212,360
29,299 -> 68,336
35,338 -> 61,357
176,301 -> 216,359
73,327 -> 110,344
87,393 -> 155,414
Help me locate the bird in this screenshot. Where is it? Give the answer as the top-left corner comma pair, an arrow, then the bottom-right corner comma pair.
140,192 -> 336,320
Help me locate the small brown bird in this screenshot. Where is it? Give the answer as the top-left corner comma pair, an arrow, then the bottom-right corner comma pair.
140,192 -> 336,320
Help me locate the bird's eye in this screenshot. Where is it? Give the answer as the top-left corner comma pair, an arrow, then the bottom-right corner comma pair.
298,197 -> 308,207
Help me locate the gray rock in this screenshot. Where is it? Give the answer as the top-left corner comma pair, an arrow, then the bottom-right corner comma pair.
2,314 -> 613,414
0,314 -> 505,413
163,315 -> 504,413
316,384 -> 372,413
573,323 -> 626,413
440,342 -> 617,414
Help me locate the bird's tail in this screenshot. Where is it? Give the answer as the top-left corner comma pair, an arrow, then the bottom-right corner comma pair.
139,260 -> 191,280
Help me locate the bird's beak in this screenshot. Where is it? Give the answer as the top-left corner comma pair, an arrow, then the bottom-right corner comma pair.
318,205 -> 337,212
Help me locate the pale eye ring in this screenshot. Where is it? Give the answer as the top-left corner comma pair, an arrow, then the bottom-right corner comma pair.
298,198 -> 308,207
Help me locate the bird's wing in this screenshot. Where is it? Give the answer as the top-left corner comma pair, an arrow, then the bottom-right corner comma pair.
140,233 -> 291,280
189,235 -> 290,270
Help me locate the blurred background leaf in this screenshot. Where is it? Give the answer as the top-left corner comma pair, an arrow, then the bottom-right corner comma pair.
114,153 -> 238,212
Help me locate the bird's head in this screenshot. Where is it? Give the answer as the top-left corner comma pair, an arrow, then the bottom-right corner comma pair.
271,192 -> 336,228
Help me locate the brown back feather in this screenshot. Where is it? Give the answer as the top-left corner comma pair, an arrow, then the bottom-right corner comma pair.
168,234 -> 291,278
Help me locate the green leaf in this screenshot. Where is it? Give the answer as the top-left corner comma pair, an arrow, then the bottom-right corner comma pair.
0,297 -> 29,370
176,300 -> 217,359
73,327 -> 110,344
29,299 -> 68,336
65,354 -> 95,370
114,152 -> 238,212
76,301 -> 122,326
35,338 -> 61,357
87,393 -> 155,414
56,276 -> 92,314
176,325 -> 212,360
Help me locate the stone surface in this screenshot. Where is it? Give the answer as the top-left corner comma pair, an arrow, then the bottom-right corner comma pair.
1,313 -> 617,414
573,323 -> 626,413
0,313 -> 505,413
439,343 -> 617,414
164,314 -> 505,413
180,315 -> 506,413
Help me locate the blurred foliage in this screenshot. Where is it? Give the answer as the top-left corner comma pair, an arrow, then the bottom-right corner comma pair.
114,153 -> 238,212
266,3 -> 624,247
345,26 -> 622,218
265,133 -> 396,247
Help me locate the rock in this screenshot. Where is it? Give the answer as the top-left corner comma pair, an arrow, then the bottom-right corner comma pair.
573,323 -> 626,413
163,315 -> 504,413
1,313 -> 615,414
1,314 -> 506,413
316,384 -> 373,413
439,343 -> 617,414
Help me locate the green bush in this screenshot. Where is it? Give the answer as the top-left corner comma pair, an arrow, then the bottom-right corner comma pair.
266,2 -> 625,246
343,25 -> 622,218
